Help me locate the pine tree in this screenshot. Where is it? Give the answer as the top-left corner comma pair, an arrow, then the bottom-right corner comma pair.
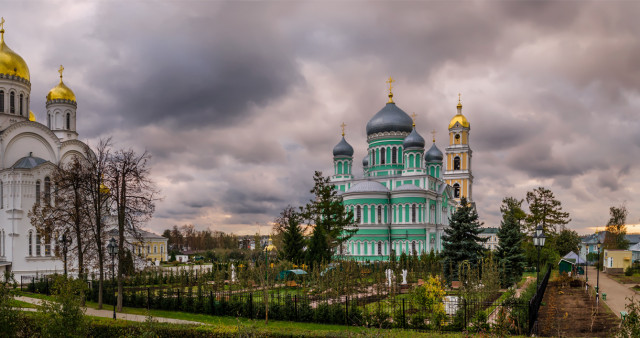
442,197 -> 486,282
525,187 -> 571,235
281,210 -> 305,264
302,171 -> 357,265
495,197 -> 526,288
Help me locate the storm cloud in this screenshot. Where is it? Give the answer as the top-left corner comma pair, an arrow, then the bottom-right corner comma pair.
4,1 -> 640,235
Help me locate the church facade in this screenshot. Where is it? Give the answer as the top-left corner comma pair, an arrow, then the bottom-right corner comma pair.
330,80 -> 473,261
0,21 -> 88,278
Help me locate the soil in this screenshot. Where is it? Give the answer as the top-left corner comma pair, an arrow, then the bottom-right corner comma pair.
537,280 -> 619,337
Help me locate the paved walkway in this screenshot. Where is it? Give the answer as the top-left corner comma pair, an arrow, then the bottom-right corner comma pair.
585,266 -> 637,318
16,296 -> 204,324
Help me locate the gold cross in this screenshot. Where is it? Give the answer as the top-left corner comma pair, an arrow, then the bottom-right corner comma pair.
340,122 -> 346,136
386,77 -> 394,92
431,129 -> 437,143
458,93 -> 462,104
58,65 -> 64,79
410,112 -> 417,127
0,17 -> 5,30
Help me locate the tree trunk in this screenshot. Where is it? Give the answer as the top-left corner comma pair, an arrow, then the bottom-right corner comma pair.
98,249 -> 104,309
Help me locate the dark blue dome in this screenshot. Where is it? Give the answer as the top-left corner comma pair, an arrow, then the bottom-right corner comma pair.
333,136 -> 354,157
403,127 -> 425,149
362,154 -> 369,167
366,103 -> 414,136
425,143 -> 443,163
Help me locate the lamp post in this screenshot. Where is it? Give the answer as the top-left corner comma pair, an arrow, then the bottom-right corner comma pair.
534,225 -> 546,287
107,237 -> 118,320
263,237 -> 276,325
58,232 -> 69,277
596,239 -> 601,306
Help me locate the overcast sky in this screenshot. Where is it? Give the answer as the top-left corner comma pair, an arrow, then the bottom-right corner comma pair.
3,1 -> 640,236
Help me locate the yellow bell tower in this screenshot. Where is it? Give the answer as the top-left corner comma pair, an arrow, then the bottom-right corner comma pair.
444,94 -> 473,202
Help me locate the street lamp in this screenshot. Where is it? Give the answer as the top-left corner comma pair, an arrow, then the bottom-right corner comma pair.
596,239 -> 601,306
263,237 -> 276,325
107,237 -> 118,320
533,225 -> 546,287
58,232 -> 70,277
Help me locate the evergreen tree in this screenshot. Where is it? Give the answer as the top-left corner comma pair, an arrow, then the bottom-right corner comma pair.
302,171 -> 357,265
442,197 -> 486,282
525,187 -> 571,235
495,197 -> 526,288
555,229 -> 581,256
281,209 -> 305,264
605,205 -> 630,250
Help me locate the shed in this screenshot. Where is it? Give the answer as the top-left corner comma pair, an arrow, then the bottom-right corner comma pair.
558,252 -> 586,275
277,269 -> 307,281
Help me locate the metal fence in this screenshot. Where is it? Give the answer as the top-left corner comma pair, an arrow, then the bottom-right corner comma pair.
528,264 -> 552,335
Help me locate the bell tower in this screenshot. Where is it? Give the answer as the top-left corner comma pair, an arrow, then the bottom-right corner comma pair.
444,94 -> 473,202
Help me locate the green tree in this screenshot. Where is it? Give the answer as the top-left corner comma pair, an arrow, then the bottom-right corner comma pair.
302,171 -> 357,265
442,197 -> 486,282
525,187 -> 571,235
605,205 -> 630,250
496,197 -> 526,288
0,281 -> 20,337
38,276 -> 88,337
555,229 -> 581,256
277,207 -> 305,264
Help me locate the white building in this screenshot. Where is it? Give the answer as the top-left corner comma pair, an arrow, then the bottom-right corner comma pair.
0,22 -> 88,279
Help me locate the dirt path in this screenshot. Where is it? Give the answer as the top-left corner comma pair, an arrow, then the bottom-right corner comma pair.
586,266 -> 637,318
537,280 -> 618,337
486,277 -> 533,324
16,296 -> 204,325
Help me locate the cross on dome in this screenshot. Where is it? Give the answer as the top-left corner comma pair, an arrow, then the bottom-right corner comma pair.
340,122 -> 346,136
410,112 -> 417,127
386,77 -> 395,103
58,65 -> 64,79
431,129 -> 437,143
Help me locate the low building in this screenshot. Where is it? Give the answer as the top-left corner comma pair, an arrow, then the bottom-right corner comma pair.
479,227 -> 499,251
579,232 -> 640,262
108,229 -> 168,265
603,249 -> 632,274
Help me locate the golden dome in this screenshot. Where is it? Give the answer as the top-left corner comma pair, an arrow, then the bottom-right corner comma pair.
449,94 -> 470,129
46,65 -> 76,102
0,23 -> 31,81
28,110 -> 35,121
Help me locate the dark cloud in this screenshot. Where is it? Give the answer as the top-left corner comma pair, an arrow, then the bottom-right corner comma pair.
4,1 -> 640,234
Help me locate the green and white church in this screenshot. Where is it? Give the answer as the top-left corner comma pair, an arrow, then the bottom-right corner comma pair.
331,80 -> 474,261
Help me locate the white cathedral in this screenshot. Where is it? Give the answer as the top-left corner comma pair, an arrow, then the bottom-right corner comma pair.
0,21 -> 88,279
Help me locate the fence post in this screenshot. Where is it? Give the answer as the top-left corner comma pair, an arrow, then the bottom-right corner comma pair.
250,293 -> 253,319
210,291 -> 214,315
345,295 -> 348,326
402,298 -> 406,329
295,294 -> 298,322
147,287 -> 151,310
177,289 -> 181,311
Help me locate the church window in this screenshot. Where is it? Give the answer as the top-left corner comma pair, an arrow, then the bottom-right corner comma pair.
66,113 -> 70,129
392,147 -> 397,163
36,233 -> 41,256
44,177 -> 51,206
47,114 -> 51,128
381,148 -> 385,164
412,241 -> 416,254
28,231 -> 33,256
454,156 -> 461,170
378,241 -> 382,255
9,92 -> 15,114
19,94 -> 23,116
377,206 -> 382,224
36,180 -> 41,205
412,204 -> 416,223
337,162 -> 343,174
45,236 -> 51,256
356,206 -> 361,223
373,148 -> 377,165
0,90 -> 4,112
453,183 -> 461,198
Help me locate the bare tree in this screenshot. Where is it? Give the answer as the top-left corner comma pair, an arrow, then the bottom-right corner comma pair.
28,156 -> 92,277
83,138 -> 112,309
106,148 -> 158,312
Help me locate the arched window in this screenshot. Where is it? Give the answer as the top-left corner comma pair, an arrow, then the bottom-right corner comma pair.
356,206 -> 361,223
35,180 -> 41,205
337,162 -> 343,174
19,94 -> 24,116
412,241 -> 416,254
36,232 -> 41,256
454,156 -> 461,170
66,113 -> 70,129
377,206 -> 382,224
0,90 -> 4,112
392,147 -> 397,163
44,177 -> 51,206
381,148 -> 385,165
373,149 -> 377,165
412,204 -> 416,223
28,231 -> 33,256
453,183 -> 461,198
9,92 -> 15,114
47,114 -> 51,128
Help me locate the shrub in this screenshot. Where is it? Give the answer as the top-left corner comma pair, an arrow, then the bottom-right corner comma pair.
625,267 -> 634,277
37,275 -> 88,337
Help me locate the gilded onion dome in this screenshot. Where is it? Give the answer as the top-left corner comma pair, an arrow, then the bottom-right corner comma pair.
46,65 -> 76,102
28,110 -> 36,121
333,136 -> 354,157
0,21 -> 30,81
425,142 -> 443,163
448,96 -> 470,129
403,126 -> 425,149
